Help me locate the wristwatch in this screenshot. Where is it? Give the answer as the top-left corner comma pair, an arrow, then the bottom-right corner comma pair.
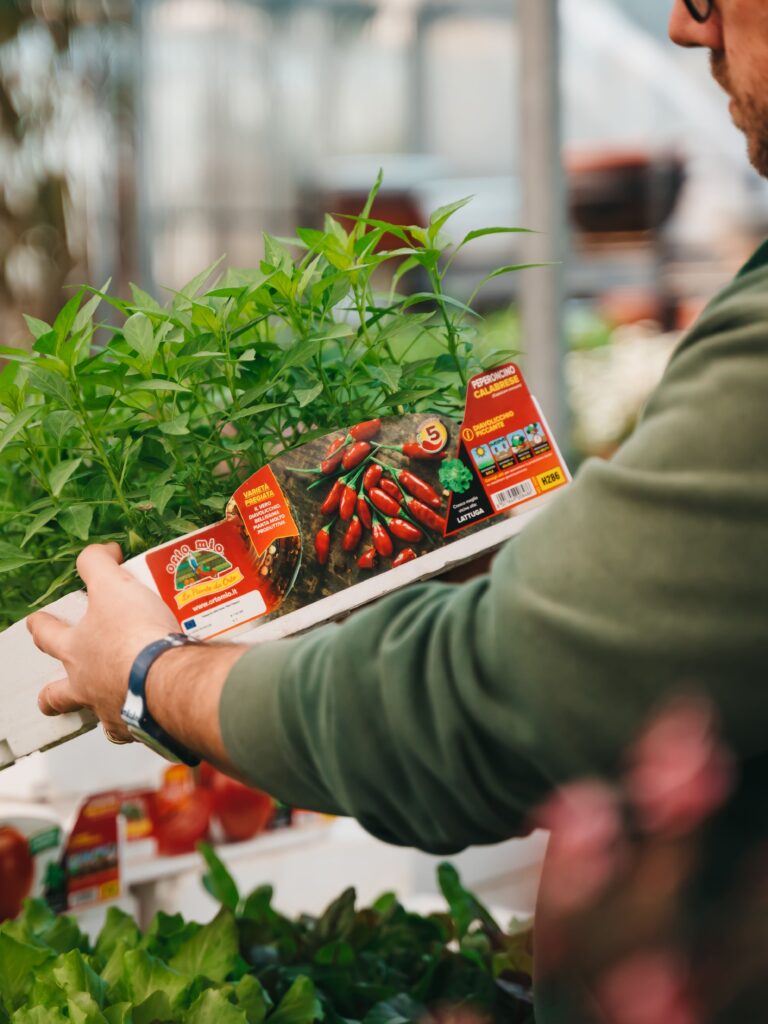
121,633 -> 201,766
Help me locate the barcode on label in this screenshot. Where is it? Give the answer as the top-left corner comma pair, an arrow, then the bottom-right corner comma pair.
492,479 -> 536,510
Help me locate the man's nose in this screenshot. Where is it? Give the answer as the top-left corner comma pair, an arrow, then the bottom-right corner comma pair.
669,0 -> 724,48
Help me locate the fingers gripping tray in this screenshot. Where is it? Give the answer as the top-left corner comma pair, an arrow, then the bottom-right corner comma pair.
0,363 -> 571,770
0,592 -> 93,769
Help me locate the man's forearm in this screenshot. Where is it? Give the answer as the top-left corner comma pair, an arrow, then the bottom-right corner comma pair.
145,643 -> 248,772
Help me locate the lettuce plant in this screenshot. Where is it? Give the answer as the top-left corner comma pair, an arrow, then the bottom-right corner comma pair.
0,852 -> 533,1024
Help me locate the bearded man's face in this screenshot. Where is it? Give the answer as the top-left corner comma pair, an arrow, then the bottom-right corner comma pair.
670,1 -> 768,178
711,48 -> 768,177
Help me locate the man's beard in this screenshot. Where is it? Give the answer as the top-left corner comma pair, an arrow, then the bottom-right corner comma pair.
711,51 -> 768,177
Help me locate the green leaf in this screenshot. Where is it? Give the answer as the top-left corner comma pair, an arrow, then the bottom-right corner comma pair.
140,912 -> 198,962
121,949 -> 191,1010
268,977 -> 320,1024
129,283 -> 164,312
44,410 -> 77,447
48,458 -> 82,498
178,256 -> 226,299
294,383 -> 323,408
132,992 -> 173,1024
367,365 -> 401,392
198,843 -> 239,913
23,315 -> 53,341
0,933 -> 53,1012
437,862 -> 500,940
183,990 -> 248,1024
227,403 -> 284,425
428,196 -> 473,236
158,413 -> 190,436
29,566 -> 79,607
66,993 -> 109,1024
126,379 -> 190,394
73,283 -> 110,336
95,907 -> 142,961
362,995 -> 424,1024
279,340 -> 324,372
316,888 -> 356,944
53,290 -> 85,344
21,506 -> 61,546
0,539 -> 35,573
313,941 -> 354,967
149,482 -> 177,517
59,504 -> 94,541
191,304 -> 221,334
234,976 -> 271,1024
468,262 -> 552,307
0,407 -> 40,457
27,367 -> 71,405
459,226 -> 534,247
103,1004 -> 134,1024
12,1008 -> 68,1024
53,950 -> 108,1007
169,909 -> 238,984
124,313 -> 158,363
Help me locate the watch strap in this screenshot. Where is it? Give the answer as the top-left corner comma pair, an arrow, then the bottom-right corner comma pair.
122,633 -> 201,766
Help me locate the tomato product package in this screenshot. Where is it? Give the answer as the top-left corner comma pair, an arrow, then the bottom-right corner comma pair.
199,763 -> 275,844
0,806 -> 62,920
153,765 -> 212,857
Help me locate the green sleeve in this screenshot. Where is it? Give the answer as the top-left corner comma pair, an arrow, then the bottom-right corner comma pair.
220,263 -> 768,855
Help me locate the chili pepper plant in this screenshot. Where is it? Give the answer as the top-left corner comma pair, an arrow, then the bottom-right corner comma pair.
0,173 -> 536,628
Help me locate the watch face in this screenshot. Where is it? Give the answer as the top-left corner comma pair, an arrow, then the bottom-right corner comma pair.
125,724 -> 184,765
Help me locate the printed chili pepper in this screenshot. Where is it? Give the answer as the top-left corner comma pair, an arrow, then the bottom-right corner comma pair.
358,546 -> 377,570
315,524 -> 332,566
398,470 -> 442,509
392,548 -> 418,568
341,441 -> 373,471
349,418 -> 382,442
406,498 -> 447,534
384,516 -> 424,543
379,478 -> 403,503
321,436 -> 348,475
357,496 -> 373,529
368,488 -> 401,517
363,464 -> 383,492
319,478 -> 345,517
339,484 -> 358,521
342,516 -> 363,553
372,521 -> 394,557
402,441 -> 445,460
379,441 -> 445,461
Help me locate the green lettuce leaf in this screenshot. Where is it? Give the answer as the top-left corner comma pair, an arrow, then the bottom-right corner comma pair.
95,908 -> 141,961
183,990 -> 248,1024
103,1004 -> 134,1024
120,949 -> 191,1009
269,977 -> 321,1024
170,909 -> 238,984
234,975 -> 272,1024
52,951 -> 107,1007
66,992 -> 109,1024
0,933 -> 54,1012
11,1007 -> 68,1024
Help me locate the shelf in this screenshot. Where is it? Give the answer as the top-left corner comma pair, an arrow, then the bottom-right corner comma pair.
124,822 -> 333,887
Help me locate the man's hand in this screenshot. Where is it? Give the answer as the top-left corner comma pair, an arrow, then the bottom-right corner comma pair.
28,543 -> 178,742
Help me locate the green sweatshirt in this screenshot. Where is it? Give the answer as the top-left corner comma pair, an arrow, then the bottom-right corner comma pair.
221,243 -> 768,856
